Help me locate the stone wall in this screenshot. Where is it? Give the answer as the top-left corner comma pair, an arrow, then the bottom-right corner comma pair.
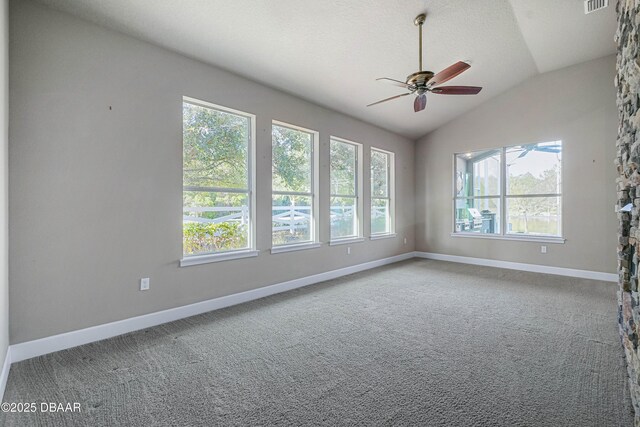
616,0 -> 640,424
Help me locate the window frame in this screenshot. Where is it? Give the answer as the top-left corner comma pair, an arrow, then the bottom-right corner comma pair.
329,136 -> 364,244
180,96 -> 257,267
270,120 -> 320,252
452,141 -> 565,243
370,147 -> 396,238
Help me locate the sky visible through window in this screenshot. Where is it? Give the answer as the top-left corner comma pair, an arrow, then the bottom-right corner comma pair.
507,141 -> 561,178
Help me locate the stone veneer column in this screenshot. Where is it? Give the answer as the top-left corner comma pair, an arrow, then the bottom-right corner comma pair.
616,0 -> 640,424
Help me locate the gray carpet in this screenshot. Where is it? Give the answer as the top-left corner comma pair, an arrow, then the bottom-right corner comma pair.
1,259 -> 634,426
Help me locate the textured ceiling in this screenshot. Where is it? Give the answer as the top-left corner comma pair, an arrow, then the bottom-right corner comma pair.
509,0 -> 616,73
34,0 -> 616,140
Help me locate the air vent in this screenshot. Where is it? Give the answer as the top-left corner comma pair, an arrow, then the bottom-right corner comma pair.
584,0 -> 608,14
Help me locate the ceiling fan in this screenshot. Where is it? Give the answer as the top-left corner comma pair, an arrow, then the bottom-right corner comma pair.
367,13 -> 482,112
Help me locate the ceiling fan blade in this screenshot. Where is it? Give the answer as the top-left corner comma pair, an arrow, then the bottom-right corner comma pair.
414,94 -> 427,112
376,77 -> 410,88
430,86 -> 482,95
367,92 -> 410,107
427,61 -> 471,87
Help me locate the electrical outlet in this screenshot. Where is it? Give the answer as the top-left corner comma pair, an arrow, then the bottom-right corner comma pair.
140,277 -> 150,291
347,247 -> 351,255
404,237 -> 407,245
540,245 -> 547,254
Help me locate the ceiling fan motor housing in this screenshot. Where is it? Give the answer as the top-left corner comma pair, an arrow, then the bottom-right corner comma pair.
406,71 -> 434,87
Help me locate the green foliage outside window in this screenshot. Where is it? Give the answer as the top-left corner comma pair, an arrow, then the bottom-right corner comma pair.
272,125 -> 312,194
371,150 -> 391,234
183,101 -> 251,255
272,125 -> 313,245
183,222 -> 247,255
330,140 -> 358,239
183,103 -> 248,189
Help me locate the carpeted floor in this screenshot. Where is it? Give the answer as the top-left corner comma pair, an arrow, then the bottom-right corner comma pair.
1,259 -> 634,426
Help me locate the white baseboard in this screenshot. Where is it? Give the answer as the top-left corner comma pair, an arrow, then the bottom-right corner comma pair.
415,251 -> 617,282
4,250 -> 616,390
10,252 -> 415,364
0,346 -> 11,401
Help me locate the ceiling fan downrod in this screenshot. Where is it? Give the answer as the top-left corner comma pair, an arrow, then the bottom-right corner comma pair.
414,14 -> 426,72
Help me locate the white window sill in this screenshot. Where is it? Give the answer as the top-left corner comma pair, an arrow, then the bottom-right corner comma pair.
329,237 -> 365,246
450,232 -> 565,244
271,242 -> 322,254
180,249 -> 260,267
370,233 -> 397,241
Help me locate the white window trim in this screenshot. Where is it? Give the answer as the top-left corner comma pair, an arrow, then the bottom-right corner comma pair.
370,233 -> 397,241
370,147 -> 395,237
329,237 -> 365,246
271,120 -> 320,248
181,96 -> 257,262
329,136 -> 364,243
180,250 -> 260,267
450,233 -> 565,244
452,141 -> 563,240
270,242 -> 323,254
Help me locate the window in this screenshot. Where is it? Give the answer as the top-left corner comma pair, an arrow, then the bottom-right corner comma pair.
454,141 -> 562,239
370,148 -> 395,236
506,142 -> 562,236
330,137 -> 363,241
182,97 -> 255,259
454,150 -> 501,234
272,121 -> 319,247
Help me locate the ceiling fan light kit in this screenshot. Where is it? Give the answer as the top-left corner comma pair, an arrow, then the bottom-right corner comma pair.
367,12 -> 483,112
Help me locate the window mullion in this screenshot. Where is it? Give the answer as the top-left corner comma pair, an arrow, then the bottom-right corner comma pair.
184,186 -> 249,194
454,195 -> 500,200
505,193 -> 562,198
273,190 -> 312,197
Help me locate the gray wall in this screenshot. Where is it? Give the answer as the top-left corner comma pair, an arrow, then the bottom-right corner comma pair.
415,55 -> 617,273
0,0 -> 8,365
9,1 -> 415,344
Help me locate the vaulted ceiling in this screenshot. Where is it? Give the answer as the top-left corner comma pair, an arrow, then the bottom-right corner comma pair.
36,0 -> 616,139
